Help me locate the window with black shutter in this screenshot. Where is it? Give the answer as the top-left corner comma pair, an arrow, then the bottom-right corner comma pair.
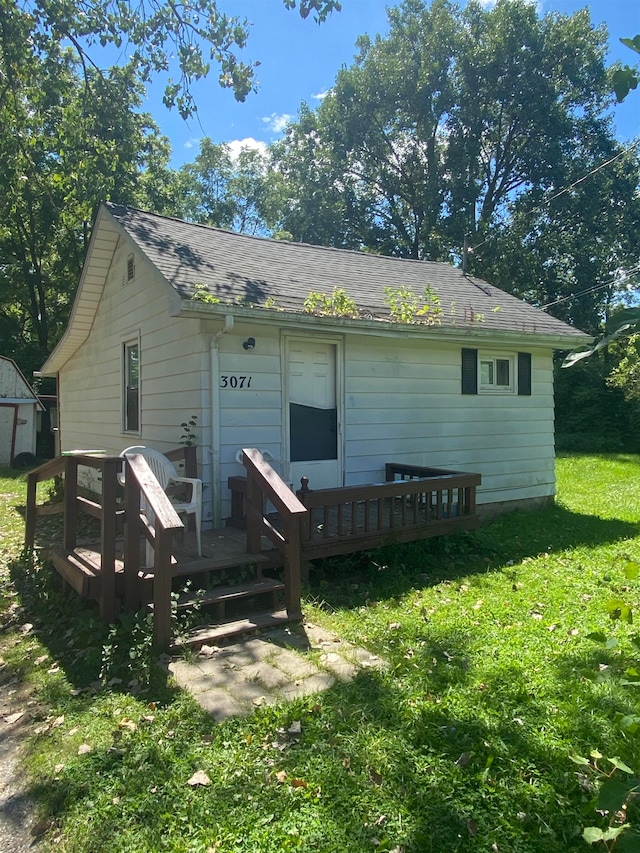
461,349 -> 531,395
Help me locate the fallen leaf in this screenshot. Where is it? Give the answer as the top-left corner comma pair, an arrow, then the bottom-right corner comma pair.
54,764 -> 64,775
568,628 -> 579,636
35,655 -> 48,665
369,768 -> 383,786
77,743 -> 92,755
287,721 -> 301,735
118,718 -> 137,732
455,752 -> 470,766
51,715 -> 65,728
252,696 -> 266,707
389,622 -> 401,630
30,818 -> 52,837
187,770 -> 211,787
199,644 -> 218,657
275,770 -> 288,783
291,778 -> 307,788
20,623 -> 33,635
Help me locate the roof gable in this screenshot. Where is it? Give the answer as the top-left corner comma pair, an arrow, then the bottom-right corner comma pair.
0,356 -> 42,406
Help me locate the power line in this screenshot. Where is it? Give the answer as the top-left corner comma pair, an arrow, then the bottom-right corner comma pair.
540,263 -> 640,310
470,138 -> 640,256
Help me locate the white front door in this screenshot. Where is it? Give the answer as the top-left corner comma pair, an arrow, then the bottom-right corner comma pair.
286,339 -> 342,491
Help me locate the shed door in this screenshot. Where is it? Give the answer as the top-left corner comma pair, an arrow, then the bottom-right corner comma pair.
286,340 -> 341,491
0,405 -> 16,465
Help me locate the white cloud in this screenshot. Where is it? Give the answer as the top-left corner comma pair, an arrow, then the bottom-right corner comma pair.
183,137 -> 201,150
224,138 -> 268,159
261,112 -> 293,133
312,89 -> 331,101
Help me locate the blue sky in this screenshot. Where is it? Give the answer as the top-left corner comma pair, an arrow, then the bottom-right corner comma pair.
137,0 -> 640,166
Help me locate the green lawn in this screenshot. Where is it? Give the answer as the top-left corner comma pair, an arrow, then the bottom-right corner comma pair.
1,455 -> 639,852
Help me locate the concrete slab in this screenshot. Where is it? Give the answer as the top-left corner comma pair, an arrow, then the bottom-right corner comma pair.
168,620 -> 386,721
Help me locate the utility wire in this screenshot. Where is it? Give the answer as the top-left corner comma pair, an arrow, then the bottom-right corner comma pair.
540,262 -> 640,310
469,138 -> 640,256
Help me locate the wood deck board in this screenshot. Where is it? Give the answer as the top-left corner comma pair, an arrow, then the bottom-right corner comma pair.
171,578 -> 285,610
171,609 -> 293,649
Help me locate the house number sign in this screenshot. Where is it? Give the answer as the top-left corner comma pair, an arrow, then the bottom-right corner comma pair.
220,375 -> 252,388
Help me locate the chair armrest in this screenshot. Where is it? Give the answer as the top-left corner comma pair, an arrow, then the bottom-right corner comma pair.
167,476 -> 202,502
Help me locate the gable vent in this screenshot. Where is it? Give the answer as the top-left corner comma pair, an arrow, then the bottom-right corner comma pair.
126,254 -> 135,282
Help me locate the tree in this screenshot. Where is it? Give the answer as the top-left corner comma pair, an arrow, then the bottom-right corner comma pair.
177,139 -> 282,235
10,0 -> 342,115
274,0 -> 627,271
0,5 -> 174,373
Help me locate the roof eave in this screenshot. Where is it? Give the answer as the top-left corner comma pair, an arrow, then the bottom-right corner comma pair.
176,299 -> 592,350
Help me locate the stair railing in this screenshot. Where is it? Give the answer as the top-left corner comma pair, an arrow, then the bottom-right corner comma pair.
25,452 -> 184,648
122,453 -> 184,649
242,448 -> 307,620
25,453 -> 122,622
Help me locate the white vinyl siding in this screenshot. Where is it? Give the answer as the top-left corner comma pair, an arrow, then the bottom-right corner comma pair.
343,336 -> 554,506
58,243 -> 212,520
215,328 -> 556,519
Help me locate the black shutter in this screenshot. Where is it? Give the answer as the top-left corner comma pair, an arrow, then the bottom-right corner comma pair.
461,348 -> 478,395
517,352 -> 532,396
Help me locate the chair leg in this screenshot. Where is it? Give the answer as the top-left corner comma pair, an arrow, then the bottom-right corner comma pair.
194,506 -> 202,557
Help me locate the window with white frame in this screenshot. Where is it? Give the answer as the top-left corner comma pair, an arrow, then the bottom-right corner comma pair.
123,341 -> 140,432
478,354 -> 514,393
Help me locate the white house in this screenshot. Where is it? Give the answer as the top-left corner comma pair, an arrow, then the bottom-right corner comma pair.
0,356 -> 43,466
38,203 -> 590,525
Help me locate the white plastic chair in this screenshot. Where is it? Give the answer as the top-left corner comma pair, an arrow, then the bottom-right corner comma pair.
120,446 -> 202,556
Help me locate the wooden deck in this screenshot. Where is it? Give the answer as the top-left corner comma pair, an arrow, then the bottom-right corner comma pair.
25,449 -> 481,649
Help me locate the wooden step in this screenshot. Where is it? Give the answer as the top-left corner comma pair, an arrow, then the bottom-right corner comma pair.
168,578 -> 285,611
50,546 -> 124,599
171,551 -> 268,578
171,609 -> 294,649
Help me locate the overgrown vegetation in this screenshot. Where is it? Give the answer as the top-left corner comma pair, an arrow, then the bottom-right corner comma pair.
1,456 -> 640,851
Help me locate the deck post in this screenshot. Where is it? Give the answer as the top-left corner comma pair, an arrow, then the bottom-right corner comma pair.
284,515 -> 302,619
245,471 -> 262,554
25,473 -> 37,550
100,458 -> 119,623
153,527 -> 174,650
63,457 -> 78,551
123,459 -> 141,611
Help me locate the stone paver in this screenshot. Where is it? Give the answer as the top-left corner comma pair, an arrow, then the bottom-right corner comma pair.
168,620 -> 385,721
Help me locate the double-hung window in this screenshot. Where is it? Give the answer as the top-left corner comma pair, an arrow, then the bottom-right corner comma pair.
123,341 -> 140,432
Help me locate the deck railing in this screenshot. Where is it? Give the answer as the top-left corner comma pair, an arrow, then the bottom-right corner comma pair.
242,448 -> 307,620
295,465 -> 481,560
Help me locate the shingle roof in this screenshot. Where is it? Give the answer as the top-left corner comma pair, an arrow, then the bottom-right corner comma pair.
108,203 -> 587,341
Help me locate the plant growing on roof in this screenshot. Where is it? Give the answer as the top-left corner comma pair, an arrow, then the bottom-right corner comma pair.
384,285 -> 442,325
303,287 -> 359,318
190,283 -> 220,304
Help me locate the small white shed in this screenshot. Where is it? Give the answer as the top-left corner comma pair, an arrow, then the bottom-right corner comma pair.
0,357 -> 43,466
